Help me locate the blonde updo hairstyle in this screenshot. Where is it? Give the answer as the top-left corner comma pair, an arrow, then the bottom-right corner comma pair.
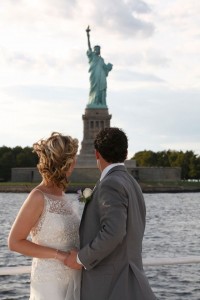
33,132 -> 78,190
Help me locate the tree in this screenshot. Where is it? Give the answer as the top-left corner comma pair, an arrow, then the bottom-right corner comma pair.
0,146 -> 38,181
16,147 -> 38,167
132,150 -> 200,180
133,150 -> 157,167
0,151 -> 14,181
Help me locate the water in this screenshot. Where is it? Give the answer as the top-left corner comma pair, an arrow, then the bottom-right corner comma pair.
0,192 -> 200,299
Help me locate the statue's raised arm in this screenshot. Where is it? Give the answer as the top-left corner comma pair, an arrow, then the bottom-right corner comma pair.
86,26 -> 92,51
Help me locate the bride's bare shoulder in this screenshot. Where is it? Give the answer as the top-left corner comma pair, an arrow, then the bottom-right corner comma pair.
24,188 -> 45,209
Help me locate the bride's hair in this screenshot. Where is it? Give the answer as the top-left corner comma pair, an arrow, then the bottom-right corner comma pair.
33,132 -> 78,190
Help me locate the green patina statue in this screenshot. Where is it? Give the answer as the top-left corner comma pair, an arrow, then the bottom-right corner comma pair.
86,26 -> 113,108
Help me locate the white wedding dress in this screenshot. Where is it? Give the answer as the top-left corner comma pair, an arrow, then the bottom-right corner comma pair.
29,192 -> 82,300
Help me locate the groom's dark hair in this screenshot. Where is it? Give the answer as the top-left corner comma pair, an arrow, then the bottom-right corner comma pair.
94,127 -> 128,163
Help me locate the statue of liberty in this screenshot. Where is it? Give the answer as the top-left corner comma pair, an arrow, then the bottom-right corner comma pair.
86,26 -> 113,108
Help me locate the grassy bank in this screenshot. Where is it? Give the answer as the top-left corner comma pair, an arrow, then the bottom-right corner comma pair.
139,180 -> 200,193
0,182 -> 95,193
0,181 -> 200,193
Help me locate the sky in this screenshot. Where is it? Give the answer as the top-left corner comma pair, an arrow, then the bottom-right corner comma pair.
0,0 -> 200,159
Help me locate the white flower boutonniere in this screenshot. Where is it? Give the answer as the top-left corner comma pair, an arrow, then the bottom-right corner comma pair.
78,188 -> 93,203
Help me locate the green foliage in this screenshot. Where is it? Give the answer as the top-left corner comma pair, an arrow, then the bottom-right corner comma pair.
0,145 -> 199,181
0,150 -> 14,181
132,150 -> 200,180
0,146 -> 38,181
16,147 -> 38,167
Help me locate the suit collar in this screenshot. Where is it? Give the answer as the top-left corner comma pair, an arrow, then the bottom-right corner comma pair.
100,163 -> 125,181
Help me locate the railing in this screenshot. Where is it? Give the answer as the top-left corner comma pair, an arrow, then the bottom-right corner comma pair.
1,256 -> 200,276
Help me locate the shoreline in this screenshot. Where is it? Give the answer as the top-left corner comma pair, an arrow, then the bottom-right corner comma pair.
0,184 -> 200,194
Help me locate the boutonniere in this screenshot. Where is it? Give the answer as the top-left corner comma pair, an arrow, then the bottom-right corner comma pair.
78,188 -> 93,203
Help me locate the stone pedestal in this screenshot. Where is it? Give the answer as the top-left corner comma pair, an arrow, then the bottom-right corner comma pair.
76,107 -> 112,167
70,106 -> 136,183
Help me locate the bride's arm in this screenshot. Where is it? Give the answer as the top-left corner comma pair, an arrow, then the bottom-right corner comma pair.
8,189 -> 68,262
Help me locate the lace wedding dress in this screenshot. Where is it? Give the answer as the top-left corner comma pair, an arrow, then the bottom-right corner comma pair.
29,192 -> 82,300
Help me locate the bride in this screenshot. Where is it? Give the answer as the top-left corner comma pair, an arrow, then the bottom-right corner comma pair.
8,132 -> 82,300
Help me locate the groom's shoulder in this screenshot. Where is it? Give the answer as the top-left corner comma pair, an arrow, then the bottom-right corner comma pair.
109,164 -> 126,173
102,168 -> 127,186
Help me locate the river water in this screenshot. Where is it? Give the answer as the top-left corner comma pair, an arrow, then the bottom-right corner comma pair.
0,192 -> 200,299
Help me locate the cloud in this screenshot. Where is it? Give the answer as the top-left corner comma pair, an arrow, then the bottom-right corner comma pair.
113,69 -> 165,83
0,87 -> 85,149
0,0 -> 199,158
144,51 -> 170,67
127,0 -> 152,14
161,142 -> 200,154
1,0 -> 154,39
108,86 -> 200,154
0,45 -> 87,89
0,48 -> 62,71
42,0 -> 78,18
2,85 -> 87,103
0,49 -> 35,67
84,0 -> 154,38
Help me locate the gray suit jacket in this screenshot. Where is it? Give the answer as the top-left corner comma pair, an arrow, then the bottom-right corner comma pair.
79,165 -> 157,300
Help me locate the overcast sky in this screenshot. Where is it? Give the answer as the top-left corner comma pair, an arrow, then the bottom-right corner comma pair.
0,0 -> 200,158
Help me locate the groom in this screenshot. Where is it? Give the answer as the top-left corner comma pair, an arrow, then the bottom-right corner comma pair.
66,127 -> 156,300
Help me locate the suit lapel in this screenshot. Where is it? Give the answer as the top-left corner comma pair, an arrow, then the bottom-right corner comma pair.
79,180 -> 100,230
79,167 -> 126,232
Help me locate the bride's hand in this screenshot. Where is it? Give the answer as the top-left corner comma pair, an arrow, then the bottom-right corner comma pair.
64,249 -> 82,270
55,250 -> 70,263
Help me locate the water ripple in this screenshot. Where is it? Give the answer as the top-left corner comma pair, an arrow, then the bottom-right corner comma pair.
0,192 -> 200,299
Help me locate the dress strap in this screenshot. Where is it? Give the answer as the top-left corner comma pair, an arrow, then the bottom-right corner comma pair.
33,188 -> 45,195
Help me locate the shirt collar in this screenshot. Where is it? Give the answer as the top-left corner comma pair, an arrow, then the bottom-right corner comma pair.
100,163 -> 124,181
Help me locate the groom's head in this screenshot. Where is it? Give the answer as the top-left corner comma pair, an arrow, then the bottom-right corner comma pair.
94,127 -> 128,163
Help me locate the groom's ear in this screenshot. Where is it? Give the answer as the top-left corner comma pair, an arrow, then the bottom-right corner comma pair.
95,150 -> 100,159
